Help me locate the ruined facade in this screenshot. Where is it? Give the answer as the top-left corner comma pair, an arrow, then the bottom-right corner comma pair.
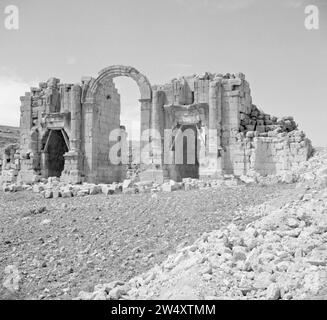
0,65 -> 312,184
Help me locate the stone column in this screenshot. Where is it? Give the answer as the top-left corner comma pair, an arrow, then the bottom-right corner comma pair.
208,80 -> 218,155
139,88 -> 164,183
200,80 -> 223,178
61,84 -> 83,184
216,80 -> 222,148
216,80 -> 223,174
151,88 -> 163,165
222,78 -> 242,175
81,99 -> 96,183
19,93 -> 32,154
70,84 -> 82,151
139,98 -> 151,165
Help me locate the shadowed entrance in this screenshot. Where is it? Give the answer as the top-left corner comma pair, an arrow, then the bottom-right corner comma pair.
43,130 -> 69,178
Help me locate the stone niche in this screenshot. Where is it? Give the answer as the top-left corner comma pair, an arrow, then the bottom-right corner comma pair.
0,66 -> 313,185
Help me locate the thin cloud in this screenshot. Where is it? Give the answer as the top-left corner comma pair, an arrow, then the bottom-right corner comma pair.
281,0 -> 326,8
175,0 -> 257,12
0,75 -> 38,126
166,63 -> 193,68
66,57 -> 77,65
284,0 -> 307,8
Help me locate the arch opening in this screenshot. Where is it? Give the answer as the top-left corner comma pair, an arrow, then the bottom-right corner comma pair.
169,124 -> 200,181
83,65 -> 153,183
114,77 -> 141,174
42,129 -> 69,178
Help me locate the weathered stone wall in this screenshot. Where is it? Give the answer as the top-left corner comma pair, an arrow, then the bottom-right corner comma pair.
251,132 -> 311,175
13,78 -> 75,183
91,77 -> 123,183
0,144 -> 20,183
156,73 -> 249,179
232,105 -> 311,176
0,66 -> 313,185
155,71 -> 312,180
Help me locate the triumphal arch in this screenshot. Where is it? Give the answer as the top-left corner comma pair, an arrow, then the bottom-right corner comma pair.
1,65 -> 312,184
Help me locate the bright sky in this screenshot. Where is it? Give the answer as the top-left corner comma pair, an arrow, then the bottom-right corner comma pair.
0,0 -> 326,145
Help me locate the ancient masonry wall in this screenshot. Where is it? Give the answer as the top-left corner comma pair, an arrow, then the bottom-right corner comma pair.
154,72 -> 312,179
17,78 -> 74,183
91,77 -> 123,183
233,104 -> 312,176
0,66 -> 313,185
0,144 -> 20,182
0,77 -> 121,184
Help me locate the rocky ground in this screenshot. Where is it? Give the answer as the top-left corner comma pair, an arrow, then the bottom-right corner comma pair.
111,187 -> 327,300
1,148 -> 327,300
74,148 -> 327,300
0,182 -> 298,300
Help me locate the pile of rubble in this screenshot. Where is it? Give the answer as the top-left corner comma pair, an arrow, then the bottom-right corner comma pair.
1,178 -> 151,198
75,150 -> 327,300
294,148 -> 327,186
239,106 -> 298,136
1,148 -> 326,199
1,175 -> 243,198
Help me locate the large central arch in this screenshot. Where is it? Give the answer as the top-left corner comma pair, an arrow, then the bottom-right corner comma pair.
86,65 -> 152,101
81,65 -> 154,183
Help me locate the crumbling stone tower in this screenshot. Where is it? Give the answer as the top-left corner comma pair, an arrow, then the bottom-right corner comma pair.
0,65 -> 312,185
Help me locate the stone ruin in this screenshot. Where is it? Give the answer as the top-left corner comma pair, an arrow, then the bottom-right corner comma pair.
0,65 -> 313,185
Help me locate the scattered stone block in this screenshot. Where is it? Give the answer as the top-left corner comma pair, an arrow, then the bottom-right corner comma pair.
33,185 -> 44,193
77,189 -> 89,197
44,190 -> 53,199
122,179 -> 132,190
61,189 -> 72,198
89,185 -> 101,195
52,189 -> 61,198
122,187 -> 136,194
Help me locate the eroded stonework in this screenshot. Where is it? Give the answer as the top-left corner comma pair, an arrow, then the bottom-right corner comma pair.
0,65 -> 312,184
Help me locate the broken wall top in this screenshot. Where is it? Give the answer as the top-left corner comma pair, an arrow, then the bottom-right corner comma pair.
153,72 -> 248,106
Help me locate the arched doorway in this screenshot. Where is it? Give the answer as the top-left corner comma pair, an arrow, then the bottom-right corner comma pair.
168,124 -> 200,181
41,129 -> 69,178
